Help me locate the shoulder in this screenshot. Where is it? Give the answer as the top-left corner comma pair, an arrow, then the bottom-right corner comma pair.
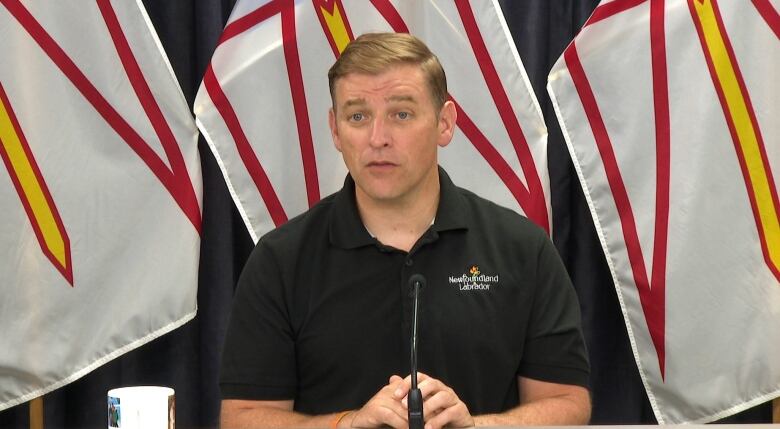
245,192 -> 338,271
456,186 -> 549,247
265,196 -> 337,238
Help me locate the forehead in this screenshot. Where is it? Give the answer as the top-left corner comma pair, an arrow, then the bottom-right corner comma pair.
333,65 -> 430,105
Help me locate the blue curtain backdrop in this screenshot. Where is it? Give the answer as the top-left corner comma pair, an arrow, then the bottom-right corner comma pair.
0,1 -> 771,427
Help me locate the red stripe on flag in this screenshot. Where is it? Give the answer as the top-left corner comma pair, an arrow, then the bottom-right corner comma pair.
586,0 -> 648,27
0,83 -> 74,285
688,0 -> 780,281
313,0 -> 339,58
564,43 -> 666,376
1,0 -> 201,233
218,0 -> 283,45
97,0 -> 202,233
207,1 -> 318,218
203,65 -> 288,227
369,0 -> 409,33
719,1 -> 780,280
281,0 -> 320,207
312,0 -> 355,58
751,0 -> 780,39
649,0 -> 670,379
370,0 -> 547,230
455,0 -> 549,232
452,100 -> 537,217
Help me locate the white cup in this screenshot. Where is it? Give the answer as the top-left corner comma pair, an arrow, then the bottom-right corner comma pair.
107,386 -> 175,429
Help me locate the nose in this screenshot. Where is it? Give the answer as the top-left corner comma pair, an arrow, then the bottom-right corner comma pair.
368,116 -> 390,148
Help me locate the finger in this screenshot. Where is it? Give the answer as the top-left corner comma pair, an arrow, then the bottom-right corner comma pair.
422,390 -> 456,417
402,376 -> 435,408
389,374 -> 404,384
416,371 -> 431,380
417,377 -> 446,400
353,400 -> 408,429
385,394 -> 410,416
403,371 -> 432,385
377,403 -> 409,429
393,376 -> 411,399
423,400 -> 472,429
404,378 -> 441,412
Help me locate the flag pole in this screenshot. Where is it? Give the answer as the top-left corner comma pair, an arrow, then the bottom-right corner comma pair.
29,396 -> 43,429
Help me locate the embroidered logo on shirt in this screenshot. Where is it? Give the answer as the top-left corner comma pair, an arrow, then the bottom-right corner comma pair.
449,265 -> 499,291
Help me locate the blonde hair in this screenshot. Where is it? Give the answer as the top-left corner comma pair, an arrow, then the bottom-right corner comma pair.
328,33 -> 447,111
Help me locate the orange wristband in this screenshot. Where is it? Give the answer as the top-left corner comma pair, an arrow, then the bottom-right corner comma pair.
330,410 -> 351,429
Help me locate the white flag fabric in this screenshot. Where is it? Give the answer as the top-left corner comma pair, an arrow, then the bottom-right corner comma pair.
0,0 -> 201,410
194,0 -> 550,241
548,0 -> 780,423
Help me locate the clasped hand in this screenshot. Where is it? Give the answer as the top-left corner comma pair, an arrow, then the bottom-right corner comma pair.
346,372 -> 474,429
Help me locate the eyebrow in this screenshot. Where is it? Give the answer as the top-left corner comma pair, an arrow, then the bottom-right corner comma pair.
340,94 -> 417,110
342,98 -> 367,109
386,95 -> 416,104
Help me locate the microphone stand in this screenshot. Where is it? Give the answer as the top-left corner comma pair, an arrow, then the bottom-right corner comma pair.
408,275 -> 424,429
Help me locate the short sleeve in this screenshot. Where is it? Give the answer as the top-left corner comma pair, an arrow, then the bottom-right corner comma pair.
219,240 -> 298,400
518,233 -> 590,388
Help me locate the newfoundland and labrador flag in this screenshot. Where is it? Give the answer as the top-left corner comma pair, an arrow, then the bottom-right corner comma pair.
194,0 -> 550,241
0,0 -> 201,410
548,0 -> 780,423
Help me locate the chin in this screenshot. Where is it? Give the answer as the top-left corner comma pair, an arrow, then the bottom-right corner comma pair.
356,176 -> 395,194
358,183 -> 404,203
365,189 -> 402,202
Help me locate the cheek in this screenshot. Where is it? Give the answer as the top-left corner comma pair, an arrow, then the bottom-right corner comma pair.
336,139 -> 362,164
339,130 -> 367,153
416,134 -> 440,158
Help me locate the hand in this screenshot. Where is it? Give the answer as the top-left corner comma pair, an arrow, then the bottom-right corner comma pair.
397,372 -> 474,429
348,375 -> 408,428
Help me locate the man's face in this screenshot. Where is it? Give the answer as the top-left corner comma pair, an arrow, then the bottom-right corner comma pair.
328,64 -> 456,207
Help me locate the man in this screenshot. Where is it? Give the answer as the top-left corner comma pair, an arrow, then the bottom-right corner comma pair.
220,33 -> 590,428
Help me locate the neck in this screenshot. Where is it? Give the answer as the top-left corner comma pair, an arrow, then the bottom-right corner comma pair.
356,172 -> 440,252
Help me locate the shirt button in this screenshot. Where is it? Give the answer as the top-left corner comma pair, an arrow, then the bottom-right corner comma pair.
405,258 -> 413,266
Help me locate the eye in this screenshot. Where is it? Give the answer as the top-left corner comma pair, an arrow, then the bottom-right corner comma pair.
349,112 -> 364,122
396,111 -> 410,120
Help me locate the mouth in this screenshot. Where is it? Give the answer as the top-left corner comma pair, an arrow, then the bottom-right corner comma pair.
366,161 -> 397,168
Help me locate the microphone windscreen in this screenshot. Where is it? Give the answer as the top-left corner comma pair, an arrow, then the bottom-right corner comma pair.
408,274 -> 426,295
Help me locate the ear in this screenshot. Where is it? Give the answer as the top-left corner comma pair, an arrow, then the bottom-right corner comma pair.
436,100 -> 457,148
329,108 -> 342,152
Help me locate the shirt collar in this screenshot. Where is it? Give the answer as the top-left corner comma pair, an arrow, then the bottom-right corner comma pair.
329,166 -> 469,250
431,167 -> 469,233
329,175 -> 375,249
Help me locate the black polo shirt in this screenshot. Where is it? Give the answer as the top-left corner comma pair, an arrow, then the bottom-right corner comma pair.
220,168 -> 589,415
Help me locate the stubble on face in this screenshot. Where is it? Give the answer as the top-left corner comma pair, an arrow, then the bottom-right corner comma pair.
329,65 -> 448,210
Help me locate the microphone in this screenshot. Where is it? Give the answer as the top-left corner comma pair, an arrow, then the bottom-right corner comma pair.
407,274 -> 426,429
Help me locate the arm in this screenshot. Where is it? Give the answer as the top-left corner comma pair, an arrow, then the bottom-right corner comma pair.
473,376 -> 591,426
221,399 -> 332,429
396,373 -> 590,429
220,376 -> 411,429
